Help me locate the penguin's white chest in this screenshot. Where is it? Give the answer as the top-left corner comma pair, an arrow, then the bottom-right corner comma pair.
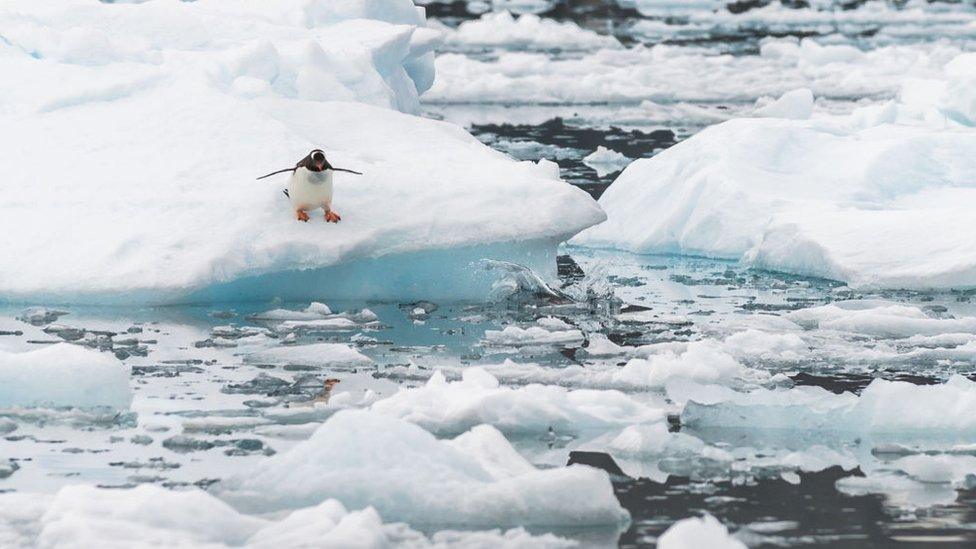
288,168 -> 334,211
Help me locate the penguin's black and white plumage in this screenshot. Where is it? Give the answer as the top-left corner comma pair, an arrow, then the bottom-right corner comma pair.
257,149 -> 362,223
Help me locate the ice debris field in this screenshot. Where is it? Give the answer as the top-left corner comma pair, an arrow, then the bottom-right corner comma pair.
4,0 -> 976,547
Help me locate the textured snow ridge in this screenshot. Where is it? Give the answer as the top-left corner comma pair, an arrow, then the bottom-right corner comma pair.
219,409 -> 630,527
0,344 -> 131,410
574,66 -> 976,289
0,0 -> 603,304
678,374 -> 976,433
0,484 -> 576,549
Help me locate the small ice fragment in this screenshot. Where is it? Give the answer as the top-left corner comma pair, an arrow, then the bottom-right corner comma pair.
583,146 -> 632,176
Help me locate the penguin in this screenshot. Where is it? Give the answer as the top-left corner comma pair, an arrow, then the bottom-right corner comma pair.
312,378 -> 342,405
257,149 -> 362,223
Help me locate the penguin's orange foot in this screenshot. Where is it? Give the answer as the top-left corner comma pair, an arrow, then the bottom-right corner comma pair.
296,210 -> 310,222
325,211 -> 341,223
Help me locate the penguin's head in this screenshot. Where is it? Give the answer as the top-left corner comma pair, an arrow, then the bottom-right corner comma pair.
324,378 -> 341,390
309,149 -> 327,171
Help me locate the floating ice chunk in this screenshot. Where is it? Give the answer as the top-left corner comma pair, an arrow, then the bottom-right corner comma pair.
837,472 -> 961,510
581,333 -> 628,357
16,307 -> 68,325
616,340 -> 769,389
786,301 -> 976,338
0,344 -> 131,410
893,454 -> 976,484
243,343 -> 372,369
583,146 -> 632,177
573,114 -> 976,289
601,422 -> 707,458
181,416 -> 272,435
371,368 -> 664,434
720,329 -> 807,362
680,374 -> 976,433
535,316 -> 573,331
445,11 -> 621,51
275,317 -> 361,333
658,513 -> 746,549
753,88 -> 814,119
484,325 -> 584,347
219,409 -> 630,526
250,302 -> 333,321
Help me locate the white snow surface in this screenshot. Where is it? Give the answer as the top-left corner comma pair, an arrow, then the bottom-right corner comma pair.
0,0 -> 603,304
0,483 -> 576,549
219,409 -> 630,526
0,344 -> 131,410
574,61 -> 976,289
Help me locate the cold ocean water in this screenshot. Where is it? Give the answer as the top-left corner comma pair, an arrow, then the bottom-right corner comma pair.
4,0 -> 976,547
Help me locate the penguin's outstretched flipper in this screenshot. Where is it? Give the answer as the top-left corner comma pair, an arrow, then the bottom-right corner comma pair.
256,167 -> 297,180
330,167 -> 363,175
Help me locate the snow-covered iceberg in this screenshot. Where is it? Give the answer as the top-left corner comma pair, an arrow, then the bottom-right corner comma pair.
219,409 -> 630,527
574,58 -> 976,290
0,0 -> 603,304
0,344 -> 131,410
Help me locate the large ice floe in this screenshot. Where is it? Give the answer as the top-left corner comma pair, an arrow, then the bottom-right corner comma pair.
0,483 -> 577,549
218,409 -> 630,527
0,0 -> 603,304
574,52 -> 976,290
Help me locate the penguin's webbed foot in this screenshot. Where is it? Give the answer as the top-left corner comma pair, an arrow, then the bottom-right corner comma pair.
325,210 -> 341,223
296,210 -> 310,222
